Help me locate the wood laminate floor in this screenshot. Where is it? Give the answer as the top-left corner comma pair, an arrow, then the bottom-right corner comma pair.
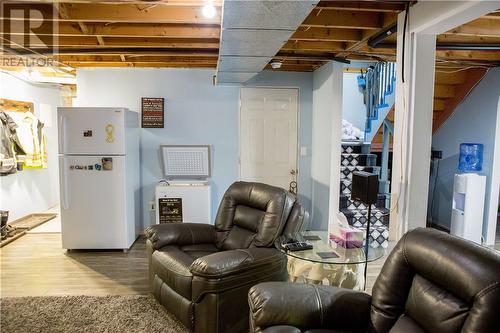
0,233 -> 148,297
2,226 -> 498,298
1,232 -> 391,297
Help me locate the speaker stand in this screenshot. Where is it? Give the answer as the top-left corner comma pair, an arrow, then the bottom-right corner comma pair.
363,203 -> 372,291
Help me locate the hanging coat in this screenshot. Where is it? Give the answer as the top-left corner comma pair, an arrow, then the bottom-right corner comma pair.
6,111 -> 45,169
0,111 -> 26,175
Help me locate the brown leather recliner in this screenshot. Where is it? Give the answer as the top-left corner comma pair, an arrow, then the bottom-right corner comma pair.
249,228 -> 500,333
145,181 -> 309,333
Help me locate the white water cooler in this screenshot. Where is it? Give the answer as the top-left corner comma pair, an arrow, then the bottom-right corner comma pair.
450,173 -> 486,244
155,145 -> 212,225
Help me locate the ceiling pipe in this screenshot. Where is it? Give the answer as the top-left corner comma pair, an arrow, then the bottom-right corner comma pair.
368,24 -> 500,51
367,23 -> 397,49
372,42 -> 500,51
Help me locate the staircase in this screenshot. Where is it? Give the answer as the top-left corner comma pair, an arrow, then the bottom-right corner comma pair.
339,142 -> 389,248
362,62 -> 396,142
335,62 -> 396,248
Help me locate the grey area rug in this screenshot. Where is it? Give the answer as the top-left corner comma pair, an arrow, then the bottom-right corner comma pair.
0,295 -> 189,333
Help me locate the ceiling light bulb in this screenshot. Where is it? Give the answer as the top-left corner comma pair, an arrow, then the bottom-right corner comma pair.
271,61 -> 282,69
202,4 -> 216,18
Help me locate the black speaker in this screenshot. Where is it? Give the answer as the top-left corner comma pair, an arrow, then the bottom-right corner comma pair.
351,171 -> 379,205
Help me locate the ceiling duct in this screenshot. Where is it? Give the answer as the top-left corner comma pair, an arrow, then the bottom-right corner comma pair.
215,0 -> 318,85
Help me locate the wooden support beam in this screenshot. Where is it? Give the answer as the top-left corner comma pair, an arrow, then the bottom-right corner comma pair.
44,49 -> 219,56
54,55 -> 217,62
301,9 -> 382,29
433,99 -> 446,111
435,50 -> 500,62
447,17 -> 500,37
435,71 -> 467,85
335,13 -> 396,57
433,68 -> 488,132
10,0 -> 223,6
1,21 -> 221,39
96,35 -> 105,45
316,1 -> 404,13
8,36 -> 219,49
291,27 -> 362,42
4,3 -> 221,24
281,41 -> 345,52
62,62 -> 216,68
437,34 -> 500,45
434,84 -> 456,98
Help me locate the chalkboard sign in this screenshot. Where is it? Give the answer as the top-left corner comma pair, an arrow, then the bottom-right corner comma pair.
158,198 -> 183,223
141,97 -> 164,128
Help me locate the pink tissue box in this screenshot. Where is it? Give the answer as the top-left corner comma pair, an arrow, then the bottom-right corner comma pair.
329,225 -> 364,248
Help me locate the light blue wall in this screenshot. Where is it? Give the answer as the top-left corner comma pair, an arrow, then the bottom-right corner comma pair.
342,73 -> 366,131
0,72 -> 61,221
76,68 -> 313,228
431,68 -> 500,238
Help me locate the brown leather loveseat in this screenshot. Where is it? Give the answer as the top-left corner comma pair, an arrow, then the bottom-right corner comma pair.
145,181 -> 308,333
248,228 -> 500,333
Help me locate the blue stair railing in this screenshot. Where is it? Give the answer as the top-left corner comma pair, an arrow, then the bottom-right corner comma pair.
361,62 -> 396,136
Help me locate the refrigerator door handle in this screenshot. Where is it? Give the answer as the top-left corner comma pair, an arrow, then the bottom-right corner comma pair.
60,158 -> 70,210
58,114 -> 66,154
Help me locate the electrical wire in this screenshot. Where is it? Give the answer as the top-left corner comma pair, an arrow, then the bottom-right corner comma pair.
435,66 -> 492,74
401,2 -> 410,83
430,159 -> 440,223
378,3 -> 410,219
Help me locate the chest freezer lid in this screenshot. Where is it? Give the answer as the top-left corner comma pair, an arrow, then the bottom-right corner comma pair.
159,145 -> 211,179
157,180 -> 210,186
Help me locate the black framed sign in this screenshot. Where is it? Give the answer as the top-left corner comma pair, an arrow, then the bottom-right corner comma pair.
158,198 -> 183,223
141,97 -> 164,128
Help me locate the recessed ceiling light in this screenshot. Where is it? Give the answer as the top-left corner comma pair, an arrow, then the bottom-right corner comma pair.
270,61 -> 282,69
202,3 -> 216,19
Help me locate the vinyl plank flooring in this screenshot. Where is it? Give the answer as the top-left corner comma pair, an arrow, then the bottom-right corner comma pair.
1,233 -> 148,297
1,232 -> 392,297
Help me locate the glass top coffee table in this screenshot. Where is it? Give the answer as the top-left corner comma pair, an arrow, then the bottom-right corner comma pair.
275,230 -> 385,290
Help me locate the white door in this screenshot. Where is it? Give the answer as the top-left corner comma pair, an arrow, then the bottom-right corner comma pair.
58,107 -> 126,155
240,88 -> 298,190
59,155 -> 127,249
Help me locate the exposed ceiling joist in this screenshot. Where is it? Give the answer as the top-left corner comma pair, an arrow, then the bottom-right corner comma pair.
2,21 -> 221,39
291,27 -> 362,42
22,36 -> 219,49
2,1 -> 498,73
301,9 -> 383,29
448,17 -> 500,37
4,3 -> 221,24
315,1 -> 405,13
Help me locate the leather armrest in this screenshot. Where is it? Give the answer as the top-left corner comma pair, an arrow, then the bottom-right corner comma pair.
144,223 -> 216,250
190,248 -> 285,278
248,282 -> 371,332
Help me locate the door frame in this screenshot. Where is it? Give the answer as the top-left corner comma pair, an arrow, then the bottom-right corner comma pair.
238,86 -> 300,193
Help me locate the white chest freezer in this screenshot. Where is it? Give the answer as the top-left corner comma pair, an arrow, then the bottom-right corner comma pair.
155,181 -> 211,224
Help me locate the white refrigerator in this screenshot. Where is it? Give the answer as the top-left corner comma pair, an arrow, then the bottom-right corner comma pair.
58,107 -> 140,250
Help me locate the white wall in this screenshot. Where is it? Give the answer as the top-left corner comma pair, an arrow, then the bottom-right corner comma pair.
342,73 -> 366,131
76,68 -> 315,228
0,72 -> 61,222
431,68 -> 500,244
311,62 -> 343,230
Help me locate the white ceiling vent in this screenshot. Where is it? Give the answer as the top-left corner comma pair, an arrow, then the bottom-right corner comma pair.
215,0 -> 318,85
